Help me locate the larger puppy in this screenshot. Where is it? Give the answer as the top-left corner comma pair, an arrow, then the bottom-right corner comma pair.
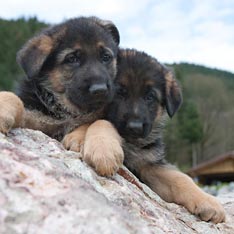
0,17 -> 123,166
64,49 -> 225,223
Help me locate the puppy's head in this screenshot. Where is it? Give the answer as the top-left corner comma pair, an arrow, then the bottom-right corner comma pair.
17,17 -> 120,113
106,49 -> 182,139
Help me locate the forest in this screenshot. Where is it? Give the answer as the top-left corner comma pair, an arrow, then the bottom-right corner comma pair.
1,17 -> 234,171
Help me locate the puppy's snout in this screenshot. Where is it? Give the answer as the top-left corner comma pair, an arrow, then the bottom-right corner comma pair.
126,120 -> 144,136
89,83 -> 108,96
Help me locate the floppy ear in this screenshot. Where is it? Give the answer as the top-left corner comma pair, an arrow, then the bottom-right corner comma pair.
164,69 -> 182,117
17,33 -> 54,78
101,20 -> 120,45
93,17 -> 120,45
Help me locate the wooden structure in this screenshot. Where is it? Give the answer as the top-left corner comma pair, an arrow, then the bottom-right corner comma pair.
187,151 -> 234,184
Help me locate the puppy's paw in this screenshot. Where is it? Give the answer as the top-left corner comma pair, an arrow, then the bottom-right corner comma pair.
62,125 -> 89,152
188,193 -> 225,223
0,92 -> 24,134
0,114 -> 15,134
62,131 -> 84,152
83,135 -> 124,176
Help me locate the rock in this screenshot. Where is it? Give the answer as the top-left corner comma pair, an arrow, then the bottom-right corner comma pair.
0,129 -> 234,234
202,182 -> 234,196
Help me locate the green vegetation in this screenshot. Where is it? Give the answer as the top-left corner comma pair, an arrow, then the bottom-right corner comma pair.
1,17 -> 234,170
0,17 -> 47,90
165,63 -> 234,170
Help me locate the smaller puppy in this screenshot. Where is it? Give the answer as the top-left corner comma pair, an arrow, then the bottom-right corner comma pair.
64,49 -> 225,223
106,49 -> 225,223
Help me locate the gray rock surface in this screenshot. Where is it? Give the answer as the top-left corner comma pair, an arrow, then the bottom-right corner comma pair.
0,128 -> 233,234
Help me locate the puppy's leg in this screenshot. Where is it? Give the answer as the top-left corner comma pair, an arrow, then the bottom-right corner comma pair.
140,164 -> 225,223
84,120 -> 124,176
62,124 -> 90,152
0,92 -> 24,134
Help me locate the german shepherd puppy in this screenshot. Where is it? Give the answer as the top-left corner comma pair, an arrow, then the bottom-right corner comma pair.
0,16 -> 124,172
0,16 -> 121,136
64,49 -> 225,223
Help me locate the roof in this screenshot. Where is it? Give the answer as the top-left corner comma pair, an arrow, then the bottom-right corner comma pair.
187,151 -> 234,176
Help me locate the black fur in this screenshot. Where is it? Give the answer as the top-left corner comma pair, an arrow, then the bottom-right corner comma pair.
16,17 -> 120,139
17,17 -> 119,116
106,49 -> 182,172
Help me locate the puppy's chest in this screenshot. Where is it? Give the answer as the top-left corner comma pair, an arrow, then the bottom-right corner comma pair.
125,126 -> 163,148
54,110 -> 105,141
23,107 -> 104,141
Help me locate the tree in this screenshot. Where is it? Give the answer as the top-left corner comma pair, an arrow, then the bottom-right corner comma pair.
177,100 -> 203,166
0,17 -> 47,90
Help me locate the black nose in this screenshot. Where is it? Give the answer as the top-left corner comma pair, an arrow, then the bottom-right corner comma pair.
89,83 -> 108,96
126,120 -> 144,136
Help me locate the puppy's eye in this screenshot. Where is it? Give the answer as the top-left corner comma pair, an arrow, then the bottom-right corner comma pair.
145,90 -> 157,102
64,53 -> 81,65
101,52 -> 113,64
116,86 -> 128,99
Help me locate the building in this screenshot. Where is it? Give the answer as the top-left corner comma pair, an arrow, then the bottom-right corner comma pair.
187,151 -> 234,184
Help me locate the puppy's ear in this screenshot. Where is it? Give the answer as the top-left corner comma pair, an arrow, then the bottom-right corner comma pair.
101,20 -> 120,45
17,32 -> 54,78
164,69 -> 182,117
93,17 -> 120,45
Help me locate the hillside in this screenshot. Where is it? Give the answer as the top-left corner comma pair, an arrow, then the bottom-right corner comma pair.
0,17 -> 47,90
0,17 -> 234,169
165,63 -> 234,169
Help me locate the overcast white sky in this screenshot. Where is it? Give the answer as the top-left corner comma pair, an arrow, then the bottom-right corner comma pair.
1,0 -> 234,72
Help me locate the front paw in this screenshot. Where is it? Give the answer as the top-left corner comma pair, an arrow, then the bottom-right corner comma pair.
62,132 -> 84,153
83,135 -> 124,176
62,124 -> 89,153
189,193 -> 225,223
0,92 -> 24,134
0,114 -> 15,134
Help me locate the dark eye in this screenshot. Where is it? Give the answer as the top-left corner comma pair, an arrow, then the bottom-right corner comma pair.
145,90 -> 157,102
101,52 -> 113,64
64,53 -> 81,65
116,86 -> 128,99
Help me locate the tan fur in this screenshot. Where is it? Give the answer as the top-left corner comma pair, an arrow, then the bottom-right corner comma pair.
155,106 -> 163,121
21,109 -> 67,136
96,41 -> 105,48
62,124 -> 90,152
83,120 -> 124,176
0,92 -> 24,134
48,69 -> 66,93
20,35 -> 53,59
37,35 -> 54,54
145,80 -> 155,86
119,76 -> 129,87
165,70 -> 180,98
165,70 -> 173,96
112,58 -> 117,77
56,48 -> 75,63
63,120 -> 123,176
140,165 -> 226,223
73,44 -> 82,50
0,92 -> 67,136
59,94 -> 86,116
121,49 -> 137,58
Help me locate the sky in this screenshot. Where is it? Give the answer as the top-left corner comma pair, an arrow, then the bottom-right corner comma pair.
1,0 -> 234,72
